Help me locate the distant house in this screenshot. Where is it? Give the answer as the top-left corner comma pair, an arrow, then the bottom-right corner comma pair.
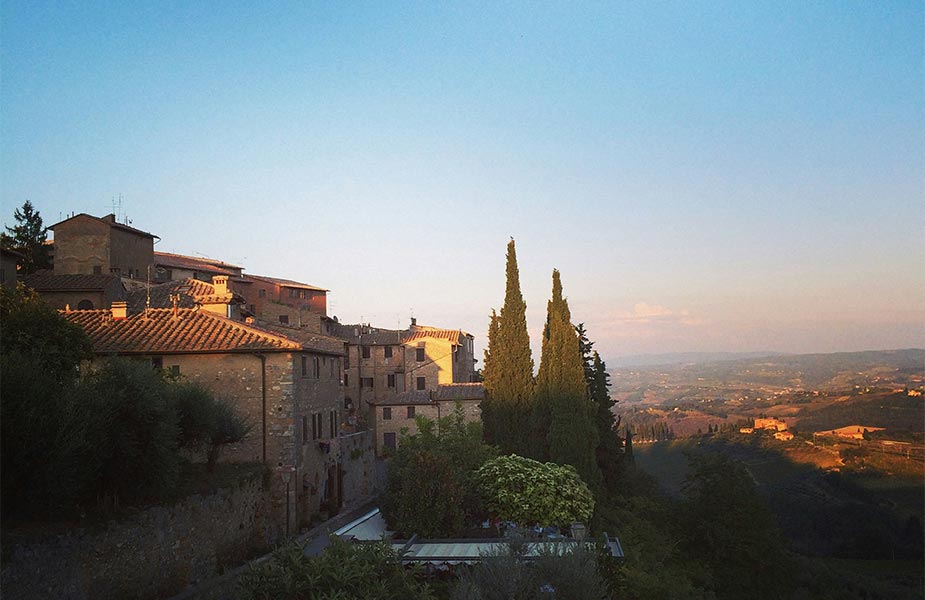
739,427 -> 755,434
774,431 -> 794,441
22,271 -> 124,310
61,302 -> 370,534
237,273 -> 329,328
367,383 -> 484,454
50,213 -> 158,278
754,418 -> 788,432
125,275 -> 246,320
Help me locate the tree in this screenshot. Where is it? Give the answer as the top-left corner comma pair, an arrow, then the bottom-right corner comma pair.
482,239 -> 534,456
173,384 -> 251,471
579,323 -> 623,491
2,201 -> 52,274
533,270 -> 601,489
476,454 -> 595,528
238,537 -> 435,600
381,406 -> 498,537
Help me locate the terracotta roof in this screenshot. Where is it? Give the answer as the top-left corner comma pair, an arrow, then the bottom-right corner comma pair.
245,274 -> 328,292
262,324 -> 347,356
330,323 -> 403,345
124,278 -> 242,312
61,308 -> 304,354
403,328 -> 467,345
23,271 -> 122,292
50,213 -> 158,240
154,252 -> 243,276
433,383 -> 485,401
367,391 -> 433,406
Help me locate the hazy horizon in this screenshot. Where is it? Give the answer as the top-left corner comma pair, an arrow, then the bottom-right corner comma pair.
2,3 -> 922,365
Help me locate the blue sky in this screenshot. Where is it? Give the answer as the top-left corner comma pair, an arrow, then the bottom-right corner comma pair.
2,2 -> 922,362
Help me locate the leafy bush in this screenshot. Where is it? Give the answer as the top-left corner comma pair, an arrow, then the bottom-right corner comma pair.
237,537 -> 435,600
451,540 -> 609,600
382,406 -> 497,537
476,455 -> 594,527
173,384 -> 250,470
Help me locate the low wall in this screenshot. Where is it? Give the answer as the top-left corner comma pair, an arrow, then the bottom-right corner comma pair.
1,474 -> 276,600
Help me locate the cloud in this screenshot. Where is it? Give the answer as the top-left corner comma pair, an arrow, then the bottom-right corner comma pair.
609,302 -> 704,327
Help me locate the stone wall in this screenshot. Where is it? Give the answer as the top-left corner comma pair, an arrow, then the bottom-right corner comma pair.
1,474 -> 276,600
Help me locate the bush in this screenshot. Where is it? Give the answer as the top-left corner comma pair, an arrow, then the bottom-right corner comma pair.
237,537 -> 435,600
476,455 -> 594,528
173,384 -> 250,470
382,406 -> 497,537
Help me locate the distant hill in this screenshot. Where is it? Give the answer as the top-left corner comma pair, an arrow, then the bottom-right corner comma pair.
611,348 -> 925,391
608,351 -> 785,368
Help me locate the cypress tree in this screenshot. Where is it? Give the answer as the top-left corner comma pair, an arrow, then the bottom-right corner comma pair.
481,239 -> 534,455
480,309 -> 500,444
534,269 -> 601,489
590,350 -> 622,489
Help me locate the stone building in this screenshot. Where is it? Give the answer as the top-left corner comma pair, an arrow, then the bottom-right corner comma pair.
50,213 -> 157,278
152,251 -> 244,283
21,271 -> 125,310
1,247 -> 23,290
367,383 -> 484,454
62,302 -> 371,534
330,319 -> 477,431
236,273 -> 328,327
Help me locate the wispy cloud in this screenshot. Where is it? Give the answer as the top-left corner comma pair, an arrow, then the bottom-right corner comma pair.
609,302 -> 704,327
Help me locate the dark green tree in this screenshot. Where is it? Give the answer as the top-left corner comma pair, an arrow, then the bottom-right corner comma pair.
382,406 -> 497,537
482,239 -> 534,456
480,309 -> 500,442
2,201 -> 52,274
582,330 -> 623,490
534,270 -> 601,489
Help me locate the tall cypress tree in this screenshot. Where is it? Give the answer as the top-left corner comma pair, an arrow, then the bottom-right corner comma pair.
589,350 -> 623,490
480,309 -> 500,443
482,239 -> 534,455
534,270 -> 601,489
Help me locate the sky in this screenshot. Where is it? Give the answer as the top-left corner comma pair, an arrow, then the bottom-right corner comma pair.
2,2 -> 923,364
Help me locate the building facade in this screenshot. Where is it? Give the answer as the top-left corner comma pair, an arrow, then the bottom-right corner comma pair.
51,213 -> 157,278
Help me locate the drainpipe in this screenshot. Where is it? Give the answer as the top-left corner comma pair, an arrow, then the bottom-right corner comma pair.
255,353 -> 268,464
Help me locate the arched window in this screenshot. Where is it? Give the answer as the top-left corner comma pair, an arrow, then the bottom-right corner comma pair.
77,299 -> 94,310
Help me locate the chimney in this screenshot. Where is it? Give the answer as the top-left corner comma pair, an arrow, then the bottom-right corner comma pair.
410,317 -> 417,327
111,301 -> 128,320
212,275 -> 229,296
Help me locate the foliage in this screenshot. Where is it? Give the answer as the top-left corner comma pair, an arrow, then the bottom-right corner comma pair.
578,322 -> 624,492
172,384 -> 251,470
1,201 -> 52,274
678,451 -> 796,599
451,540 -> 609,600
476,455 -> 594,527
77,359 -> 182,507
533,270 -> 601,489
382,406 -> 498,537
1,290 -> 249,516
238,537 -> 435,600
1,283 -> 92,383
481,239 -> 534,456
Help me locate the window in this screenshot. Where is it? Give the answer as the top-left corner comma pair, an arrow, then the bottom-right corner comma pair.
416,377 -> 426,391
383,407 -> 392,420
343,373 -> 349,387
279,315 -> 289,324
289,289 -> 297,298
171,365 -> 180,376
151,357 -> 163,370
302,415 -> 308,443
249,304 -> 256,313
384,346 -> 393,359
407,406 -> 415,419
301,355 -> 308,377
312,413 -> 324,440
387,373 -> 396,388
344,353 -> 350,369
361,377 -> 373,388
361,346 -> 370,359
299,290 -> 306,299
93,265 -> 102,275
344,397 -> 352,409
77,299 -> 94,310
259,289 -> 266,298
313,356 -> 321,379
329,411 -> 336,438
384,432 -> 396,450
416,347 -> 425,362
